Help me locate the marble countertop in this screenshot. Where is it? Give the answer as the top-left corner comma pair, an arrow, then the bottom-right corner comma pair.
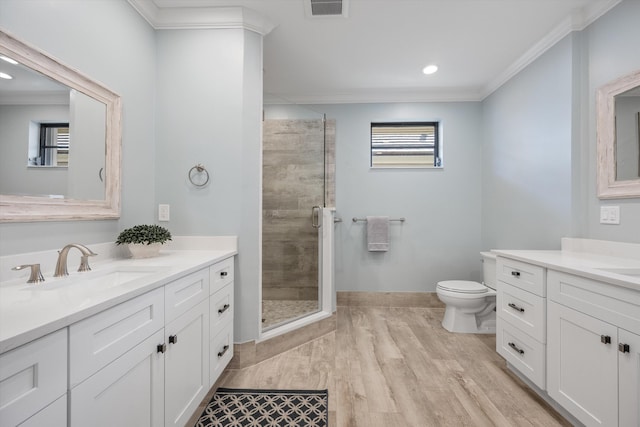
0,249 -> 236,354
492,248 -> 640,291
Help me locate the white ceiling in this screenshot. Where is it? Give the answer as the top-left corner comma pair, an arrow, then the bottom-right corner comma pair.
136,0 -> 620,103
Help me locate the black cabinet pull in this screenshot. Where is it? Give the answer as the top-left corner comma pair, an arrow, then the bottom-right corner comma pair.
511,271 -> 521,277
508,342 -> 525,355
218,303 -> 231,314
218,345 -> 230,358
619,343 -> 630,353
508,303 -> 525,313
601,335 -> 612,345
220,271 -> 228,277
157,343 -> 166,354
169,334 -> 178,344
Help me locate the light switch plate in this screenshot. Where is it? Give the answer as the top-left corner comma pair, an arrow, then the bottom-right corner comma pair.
158,204 -> 170,222
600,206 -> 620,224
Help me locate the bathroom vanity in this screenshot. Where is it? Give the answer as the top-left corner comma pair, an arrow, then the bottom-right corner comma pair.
494,238 -> 640,427
0,247 -> 236,427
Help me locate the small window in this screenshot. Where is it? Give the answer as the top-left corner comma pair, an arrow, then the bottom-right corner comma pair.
37,123 -> 70,167
371,121 -> 441,168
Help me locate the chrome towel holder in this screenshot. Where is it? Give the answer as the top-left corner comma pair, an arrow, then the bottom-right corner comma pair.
352,217 -> 406,223
188,164 -> 210,187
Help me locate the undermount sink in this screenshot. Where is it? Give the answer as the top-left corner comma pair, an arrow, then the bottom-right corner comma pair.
28,265 -> 168,292
594,267 -> 640,278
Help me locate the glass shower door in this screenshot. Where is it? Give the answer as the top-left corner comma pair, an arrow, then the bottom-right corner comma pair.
261,117 -> 327,330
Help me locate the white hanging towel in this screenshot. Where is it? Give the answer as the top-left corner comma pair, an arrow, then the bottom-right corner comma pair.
367,216 -> 389,252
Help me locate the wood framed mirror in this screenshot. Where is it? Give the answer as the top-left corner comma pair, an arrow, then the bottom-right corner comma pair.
597,68 -> 640,199
0,30 -> 121,222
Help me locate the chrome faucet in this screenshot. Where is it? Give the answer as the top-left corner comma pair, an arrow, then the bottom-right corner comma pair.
54,244 -> 98,277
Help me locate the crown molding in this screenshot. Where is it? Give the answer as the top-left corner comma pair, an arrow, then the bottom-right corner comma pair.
126,0 -> 275,34
481,0 -> 621,100
264,88 -> 484,105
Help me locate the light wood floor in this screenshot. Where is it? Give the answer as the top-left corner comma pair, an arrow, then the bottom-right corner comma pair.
209,306 -> 571,426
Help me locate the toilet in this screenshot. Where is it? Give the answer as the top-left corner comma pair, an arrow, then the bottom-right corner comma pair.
436,252 -> 497,334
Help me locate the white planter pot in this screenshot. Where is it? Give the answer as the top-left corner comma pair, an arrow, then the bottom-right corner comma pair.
127,242 -> 162,259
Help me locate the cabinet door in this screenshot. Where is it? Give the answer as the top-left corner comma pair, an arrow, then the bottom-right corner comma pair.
70,329 -> 165,427
619,328 -> 640,427
0,329 -> 67,427
547,301 -> 618,427
165,298 -> 209,427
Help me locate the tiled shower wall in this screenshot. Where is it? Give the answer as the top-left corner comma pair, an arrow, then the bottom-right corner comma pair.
262,119 -> 335,301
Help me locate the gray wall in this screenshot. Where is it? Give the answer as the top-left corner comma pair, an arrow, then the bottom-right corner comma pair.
585,0 -> 640,241
481,35 -> 576,250
267,102 -> 484,291
0,0 -> 157,254
481,0 -> 640,249
155,28 -> 263,343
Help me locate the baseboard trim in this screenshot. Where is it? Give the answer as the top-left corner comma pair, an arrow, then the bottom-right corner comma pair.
337,291 -> 444,308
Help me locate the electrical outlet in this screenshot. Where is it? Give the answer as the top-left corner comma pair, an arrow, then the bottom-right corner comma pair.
600,206 -> 620,224
158,204 -> 170,222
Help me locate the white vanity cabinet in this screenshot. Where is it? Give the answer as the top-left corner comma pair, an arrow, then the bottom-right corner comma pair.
0,329 -> 67,427
547,270 -> 640,427
0,250 -> 236,427
495,257 -> 547,389
67,260 -> 234,427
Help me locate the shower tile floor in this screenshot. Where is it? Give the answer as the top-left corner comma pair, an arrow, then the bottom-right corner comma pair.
262,300 -> 319,329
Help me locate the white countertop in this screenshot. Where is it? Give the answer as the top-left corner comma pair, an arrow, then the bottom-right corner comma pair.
0,249 -> 236,354
492,248 -> 640,291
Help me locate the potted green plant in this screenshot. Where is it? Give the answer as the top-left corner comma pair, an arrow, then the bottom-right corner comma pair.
115,224 -> 172,258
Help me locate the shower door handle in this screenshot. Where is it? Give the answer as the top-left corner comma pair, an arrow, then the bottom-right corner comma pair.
311,205 -> 322,229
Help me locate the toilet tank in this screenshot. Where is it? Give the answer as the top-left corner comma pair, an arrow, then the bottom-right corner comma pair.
480,251 -> 497,289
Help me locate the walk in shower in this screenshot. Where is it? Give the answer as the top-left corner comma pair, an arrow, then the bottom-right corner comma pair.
261,109 -> 335,332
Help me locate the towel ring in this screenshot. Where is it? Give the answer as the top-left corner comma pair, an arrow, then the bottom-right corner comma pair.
188,164 -> 210,187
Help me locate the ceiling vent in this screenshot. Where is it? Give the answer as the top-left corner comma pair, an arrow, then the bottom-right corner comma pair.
305,0 -> 349,18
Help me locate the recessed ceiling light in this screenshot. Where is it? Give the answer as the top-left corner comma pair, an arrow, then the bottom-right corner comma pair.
0,72 -> 13,80
422,64 -> 438,75
0,55 -> 19,65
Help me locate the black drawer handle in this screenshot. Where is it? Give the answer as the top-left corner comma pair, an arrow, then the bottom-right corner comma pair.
601,335 -> 611,345
169,334 -> 178,344
511,271 -> 521,277
218,303 -> 230,314
220,271 -> 228,277
157,343 -> 166,354
619,343 -> 630,353
508,303 -> 525,313
218,344 -> 230,358
508,342 -> 525,355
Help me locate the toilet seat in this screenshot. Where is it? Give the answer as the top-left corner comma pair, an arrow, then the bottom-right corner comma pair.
437,280 -> 487,294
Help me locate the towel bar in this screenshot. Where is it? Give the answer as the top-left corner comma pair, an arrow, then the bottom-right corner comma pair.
352,217 -> 405,223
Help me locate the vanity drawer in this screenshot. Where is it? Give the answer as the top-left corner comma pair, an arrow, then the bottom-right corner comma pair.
0,329 -> 67,427
496,318 -> 546,390
69,287 -> 164,387
497,257 -> 546,297
209,323 -> 233,387
210,257 -> 234,295
165,268 -> 210,323
547,270 -> 640,333
210,283 -> 234,337
497,283 -> 546,343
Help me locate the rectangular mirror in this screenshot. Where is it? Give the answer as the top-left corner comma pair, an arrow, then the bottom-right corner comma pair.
597,68 -> 640,199
0,29 -> 121,221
